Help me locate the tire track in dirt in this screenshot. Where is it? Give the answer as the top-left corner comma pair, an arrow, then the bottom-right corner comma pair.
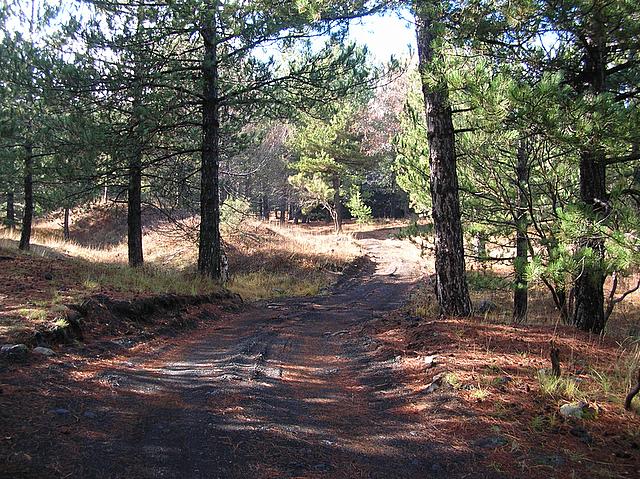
71,236 -> 485,478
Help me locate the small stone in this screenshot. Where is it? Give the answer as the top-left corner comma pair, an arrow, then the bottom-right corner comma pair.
52,408 -> 70,416
423,355 -> 437,367
560,402 -> 585,418
1,344 -> 28,360
425,372 -> 445,393
493,376 -> 511,389
570,426 -> 593,444
33,347 -> 56,357
44,272 -> 54,281
534,454 -> 566,467
560,401 -> 597,419
475,300 -> 497,314
474,436 -> 508,449
614,451 -> 631,459
83,411 -> 97,419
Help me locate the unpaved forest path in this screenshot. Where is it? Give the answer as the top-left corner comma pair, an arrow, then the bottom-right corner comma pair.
75,232 -> 477,478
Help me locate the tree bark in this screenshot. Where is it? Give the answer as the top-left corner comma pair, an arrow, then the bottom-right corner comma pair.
197,7 -> 222,280
19,2 -> 35,251
556,288 -> 571,324
261,194 -> 269,220
127,6 -> 145,268
279,195 -> 286,226
513,140 -> 529,323
573,19 -> 608,334
415,1 -> 471,317
332,175 -> 342,233
625,368 -> 640,410
5,191 -> 15,228
573,150 -> 607,333
550,344 -> 561,377
63,207 -> 70,242
19,145 -> 33,251
127,149 -> 144,267
473,233 -> 486,260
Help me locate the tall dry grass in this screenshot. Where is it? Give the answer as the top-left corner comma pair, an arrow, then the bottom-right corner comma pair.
0,213 -> 363,302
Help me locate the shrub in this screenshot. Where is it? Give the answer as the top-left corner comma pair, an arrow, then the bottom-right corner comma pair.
346,187 -> 372,224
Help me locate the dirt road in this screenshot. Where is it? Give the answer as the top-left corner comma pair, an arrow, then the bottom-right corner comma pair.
4,227 -> 637,479
5,234 -> 492,478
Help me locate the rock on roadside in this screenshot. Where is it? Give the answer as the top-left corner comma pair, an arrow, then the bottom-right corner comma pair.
559,401 -> 598,419
1,344 -> 28,360
33,346 -> 56,357
425,372 -> 446,393
423,355 -> 437,368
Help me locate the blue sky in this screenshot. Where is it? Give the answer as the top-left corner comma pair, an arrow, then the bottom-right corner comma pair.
4,2 -> 417,65
347,10 -> 417,63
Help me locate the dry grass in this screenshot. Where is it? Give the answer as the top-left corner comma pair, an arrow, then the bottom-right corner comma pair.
228,271 -> 327,300
224,221 -> 361,300
0,207 -> 366,341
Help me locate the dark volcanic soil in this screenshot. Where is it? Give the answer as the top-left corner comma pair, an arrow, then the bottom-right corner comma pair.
2,234 -> 638,478
3,237 -> 458,478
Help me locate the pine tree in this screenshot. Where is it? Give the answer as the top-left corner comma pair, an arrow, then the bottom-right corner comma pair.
289,104 -> 373,232
414,0 -> 472,317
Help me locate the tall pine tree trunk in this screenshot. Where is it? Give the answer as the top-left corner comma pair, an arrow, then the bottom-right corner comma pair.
127,6 -> 145,268
19,145 -> 33,251
415,1 -> 471,316
573,151 -> 607,333
5,191 -> 15,228
513,140 -> 529,323
19,2 -> 35,251
261,191 -> 269,220
197,9 -> 222,280
573,21 -> 607,334
127,149 -> 144,267
279,201 -> 286,225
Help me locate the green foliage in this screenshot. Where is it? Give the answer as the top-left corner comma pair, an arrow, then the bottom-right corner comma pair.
524,205 -> 640,302
395,221 -> 433,240
346,185 -> 372,223
288,104 -> 373,225
289,171 -> 335,214
393,72 -> 431,214
466,271 -> 510,291
220,197 -> 251,232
